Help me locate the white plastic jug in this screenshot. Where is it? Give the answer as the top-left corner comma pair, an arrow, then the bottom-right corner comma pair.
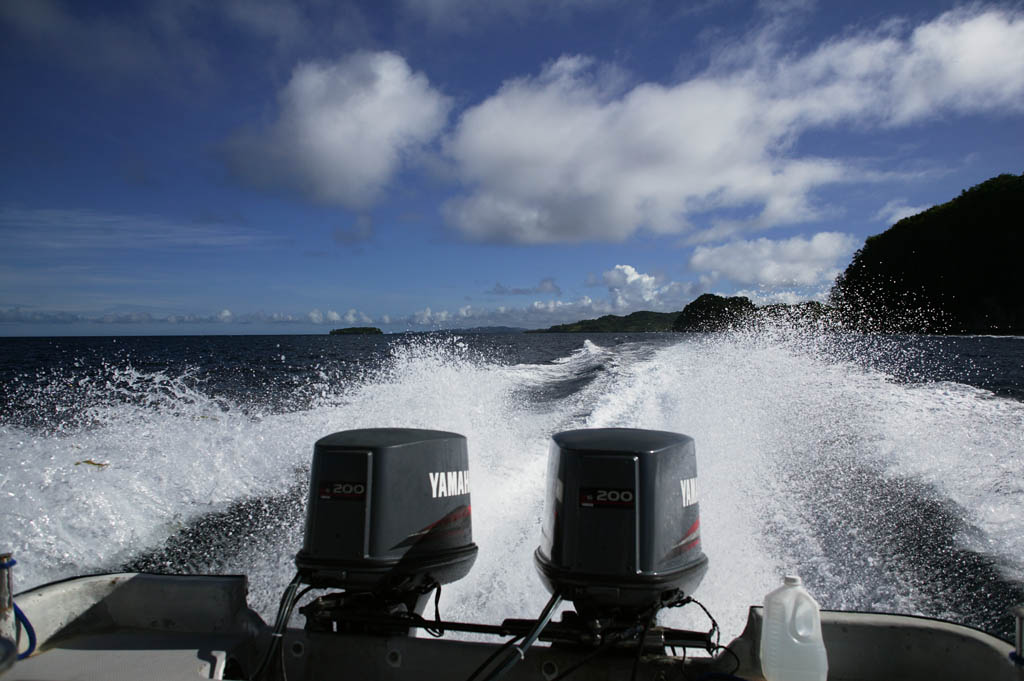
760,575 -> 828,681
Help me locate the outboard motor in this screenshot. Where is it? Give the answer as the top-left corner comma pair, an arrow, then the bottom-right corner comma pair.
254,429 -> 478,675
295,428 -> 477,615
535,428 -> 707,622
258,428 -> 715,680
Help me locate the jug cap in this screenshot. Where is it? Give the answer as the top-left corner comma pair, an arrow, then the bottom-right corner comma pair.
784,575 -> 802,586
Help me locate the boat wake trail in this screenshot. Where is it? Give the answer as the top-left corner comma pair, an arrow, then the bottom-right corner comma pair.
570,330 -> 1024,640
3,332 -> 1022,642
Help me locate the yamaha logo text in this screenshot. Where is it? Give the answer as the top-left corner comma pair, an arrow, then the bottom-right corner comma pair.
429,470 -> 471,498
680,477 -> 698,507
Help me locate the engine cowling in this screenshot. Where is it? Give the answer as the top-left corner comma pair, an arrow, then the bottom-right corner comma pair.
295,428 -> 478,595
535,428 -> 707,618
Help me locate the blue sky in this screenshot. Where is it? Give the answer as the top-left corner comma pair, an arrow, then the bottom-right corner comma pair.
2,0 -> 1023,335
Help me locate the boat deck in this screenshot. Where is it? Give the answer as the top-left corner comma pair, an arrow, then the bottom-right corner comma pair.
4,573 -> 1022,681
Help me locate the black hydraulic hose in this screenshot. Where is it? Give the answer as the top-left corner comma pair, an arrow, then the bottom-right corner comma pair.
253,572 -> 303,681
423,583 -> 445,637
630,616 -> 653,681
477,592 -> 563,681
464,635 -> 525,681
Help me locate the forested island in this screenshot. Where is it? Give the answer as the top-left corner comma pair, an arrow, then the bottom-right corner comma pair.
830,173 -> 1023,333
529,295 -> 828,333
531,173 -> 1023,335
329,327 -> 383,335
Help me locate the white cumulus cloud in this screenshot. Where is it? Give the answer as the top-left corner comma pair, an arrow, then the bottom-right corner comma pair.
413,307 -> 451,325
444,7 -> 1024,244
874,199 -> 929,225
398,264 -> 703,329
225,51 -> 450,208
602,265 -> 695,310
689,232 -> 860,287
343,309 -> 373,324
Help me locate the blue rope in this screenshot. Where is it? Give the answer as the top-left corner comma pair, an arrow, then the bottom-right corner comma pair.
13,602 -> 36,660
3,557 -> 36,660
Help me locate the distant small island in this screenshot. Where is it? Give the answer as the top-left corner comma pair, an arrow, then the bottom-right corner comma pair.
329,327 -> 383,335
526,310 -> 679,333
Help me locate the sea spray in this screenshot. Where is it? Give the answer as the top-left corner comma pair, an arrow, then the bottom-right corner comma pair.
2,331 -> 1022,642
578,328 -> 1024,640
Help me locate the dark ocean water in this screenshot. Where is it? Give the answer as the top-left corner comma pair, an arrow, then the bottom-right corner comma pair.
2,330 -> 1022,641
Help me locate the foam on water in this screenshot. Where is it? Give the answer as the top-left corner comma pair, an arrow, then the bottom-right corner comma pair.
3,331 -> 1022,643
869,380 -> 1024,572
0,336 -> 567,623
2,368 -> 311,588
576,330 -> 1024,637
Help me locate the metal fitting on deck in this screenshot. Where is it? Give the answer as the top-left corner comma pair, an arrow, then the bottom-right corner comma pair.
1,553 -> 16,673
0,553 -> 15,644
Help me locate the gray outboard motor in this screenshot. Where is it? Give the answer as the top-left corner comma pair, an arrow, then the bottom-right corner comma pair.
535,428 -> 707,620
295,429 -> 478,603
256,429 -> 479,673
